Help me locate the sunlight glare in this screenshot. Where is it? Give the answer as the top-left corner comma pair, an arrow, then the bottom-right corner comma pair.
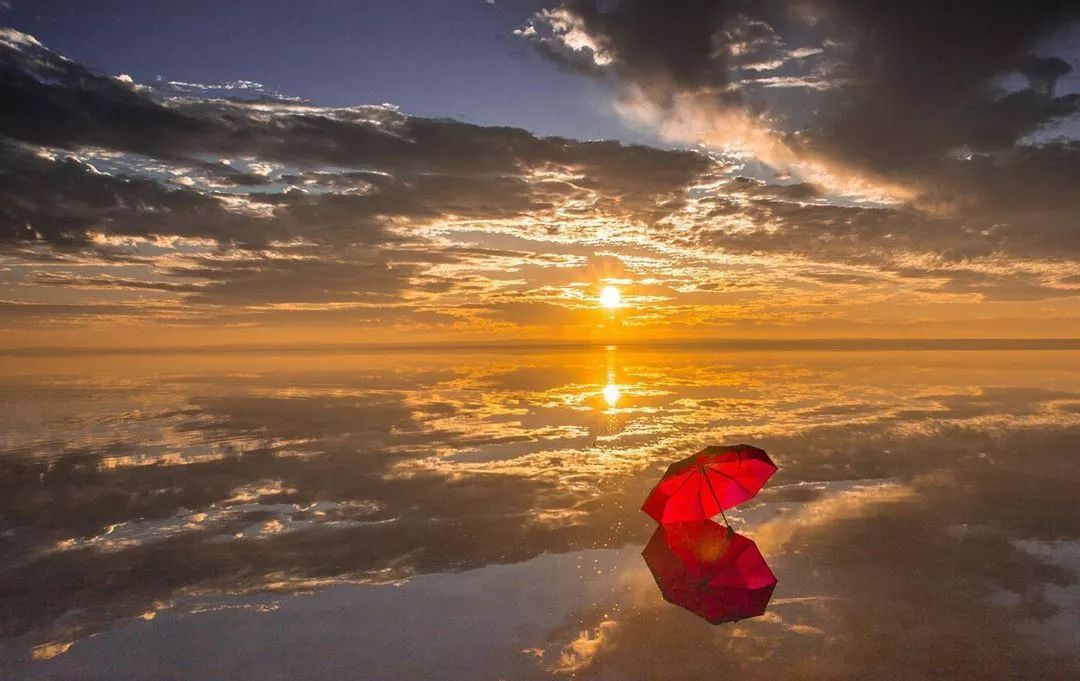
603,382 -> 621,407
600,286 -> 621,309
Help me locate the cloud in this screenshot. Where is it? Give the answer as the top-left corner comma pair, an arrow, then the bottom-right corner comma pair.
0,29 -> 728,334
0,26 -> 1078,342
0,29 -> 710,184
520,2 -> 1080,179
0,143 -> 267,247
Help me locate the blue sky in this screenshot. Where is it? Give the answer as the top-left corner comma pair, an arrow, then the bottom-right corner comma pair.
2,0 -> 663,144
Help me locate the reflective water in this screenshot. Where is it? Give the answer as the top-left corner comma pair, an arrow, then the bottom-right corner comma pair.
1,348 -> 1078,679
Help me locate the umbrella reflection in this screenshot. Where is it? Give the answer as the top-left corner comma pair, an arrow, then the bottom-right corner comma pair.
641,521 -> 778,624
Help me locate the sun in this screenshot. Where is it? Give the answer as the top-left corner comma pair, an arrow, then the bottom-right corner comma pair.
600,285 -> 621,309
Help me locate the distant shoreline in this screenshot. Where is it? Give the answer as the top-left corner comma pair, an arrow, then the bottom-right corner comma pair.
3,338 -> 1080,357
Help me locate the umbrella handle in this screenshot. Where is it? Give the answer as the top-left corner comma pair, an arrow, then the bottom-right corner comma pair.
700,464 -> 730,527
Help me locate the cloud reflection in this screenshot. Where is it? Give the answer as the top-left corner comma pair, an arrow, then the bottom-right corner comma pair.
0,348 -> 1078,676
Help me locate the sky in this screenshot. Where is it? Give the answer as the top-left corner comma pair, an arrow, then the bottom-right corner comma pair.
2,1 -> 1080,348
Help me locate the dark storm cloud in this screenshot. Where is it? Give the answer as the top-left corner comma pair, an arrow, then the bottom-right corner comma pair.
526,0 -> 756,98
0,144 -> 262,247
523,1 -> 1080,171
807,2 -> 1080,170
916,143 -> 1080,255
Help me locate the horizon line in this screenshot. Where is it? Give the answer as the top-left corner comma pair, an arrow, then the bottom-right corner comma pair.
2,337 -> 1080,357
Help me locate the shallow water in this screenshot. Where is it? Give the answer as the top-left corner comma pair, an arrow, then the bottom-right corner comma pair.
1,348 -> 1078,679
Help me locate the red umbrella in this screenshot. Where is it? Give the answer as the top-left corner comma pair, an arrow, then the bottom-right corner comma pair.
641,445 -> 777,524
642,521 -> 777,624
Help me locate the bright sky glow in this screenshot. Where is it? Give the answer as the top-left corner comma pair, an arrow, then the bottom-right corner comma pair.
600,286 -> 621,309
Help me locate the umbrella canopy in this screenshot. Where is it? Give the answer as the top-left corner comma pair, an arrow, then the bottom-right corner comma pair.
642,521 -> 777,624
642,444 -> 777,524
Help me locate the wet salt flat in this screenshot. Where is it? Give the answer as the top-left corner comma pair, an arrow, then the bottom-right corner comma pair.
1,348 -> 1078,679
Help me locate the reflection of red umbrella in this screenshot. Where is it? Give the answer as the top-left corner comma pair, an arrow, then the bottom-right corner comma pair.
642,445 -> 777,524
642,521 -> 777,624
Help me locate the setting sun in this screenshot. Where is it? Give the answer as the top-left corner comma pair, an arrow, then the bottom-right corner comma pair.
600,286 -> 621,309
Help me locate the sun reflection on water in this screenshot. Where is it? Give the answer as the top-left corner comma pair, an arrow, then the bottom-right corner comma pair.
603,382 -> 621,408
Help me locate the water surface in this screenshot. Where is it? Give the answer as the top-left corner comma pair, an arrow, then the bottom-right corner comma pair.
1,348 -> 1078,679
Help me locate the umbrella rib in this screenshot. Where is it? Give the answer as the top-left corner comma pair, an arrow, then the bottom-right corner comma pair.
706,465 -> 754,497
700,464 -> 730,526
662,468 -> 698,509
